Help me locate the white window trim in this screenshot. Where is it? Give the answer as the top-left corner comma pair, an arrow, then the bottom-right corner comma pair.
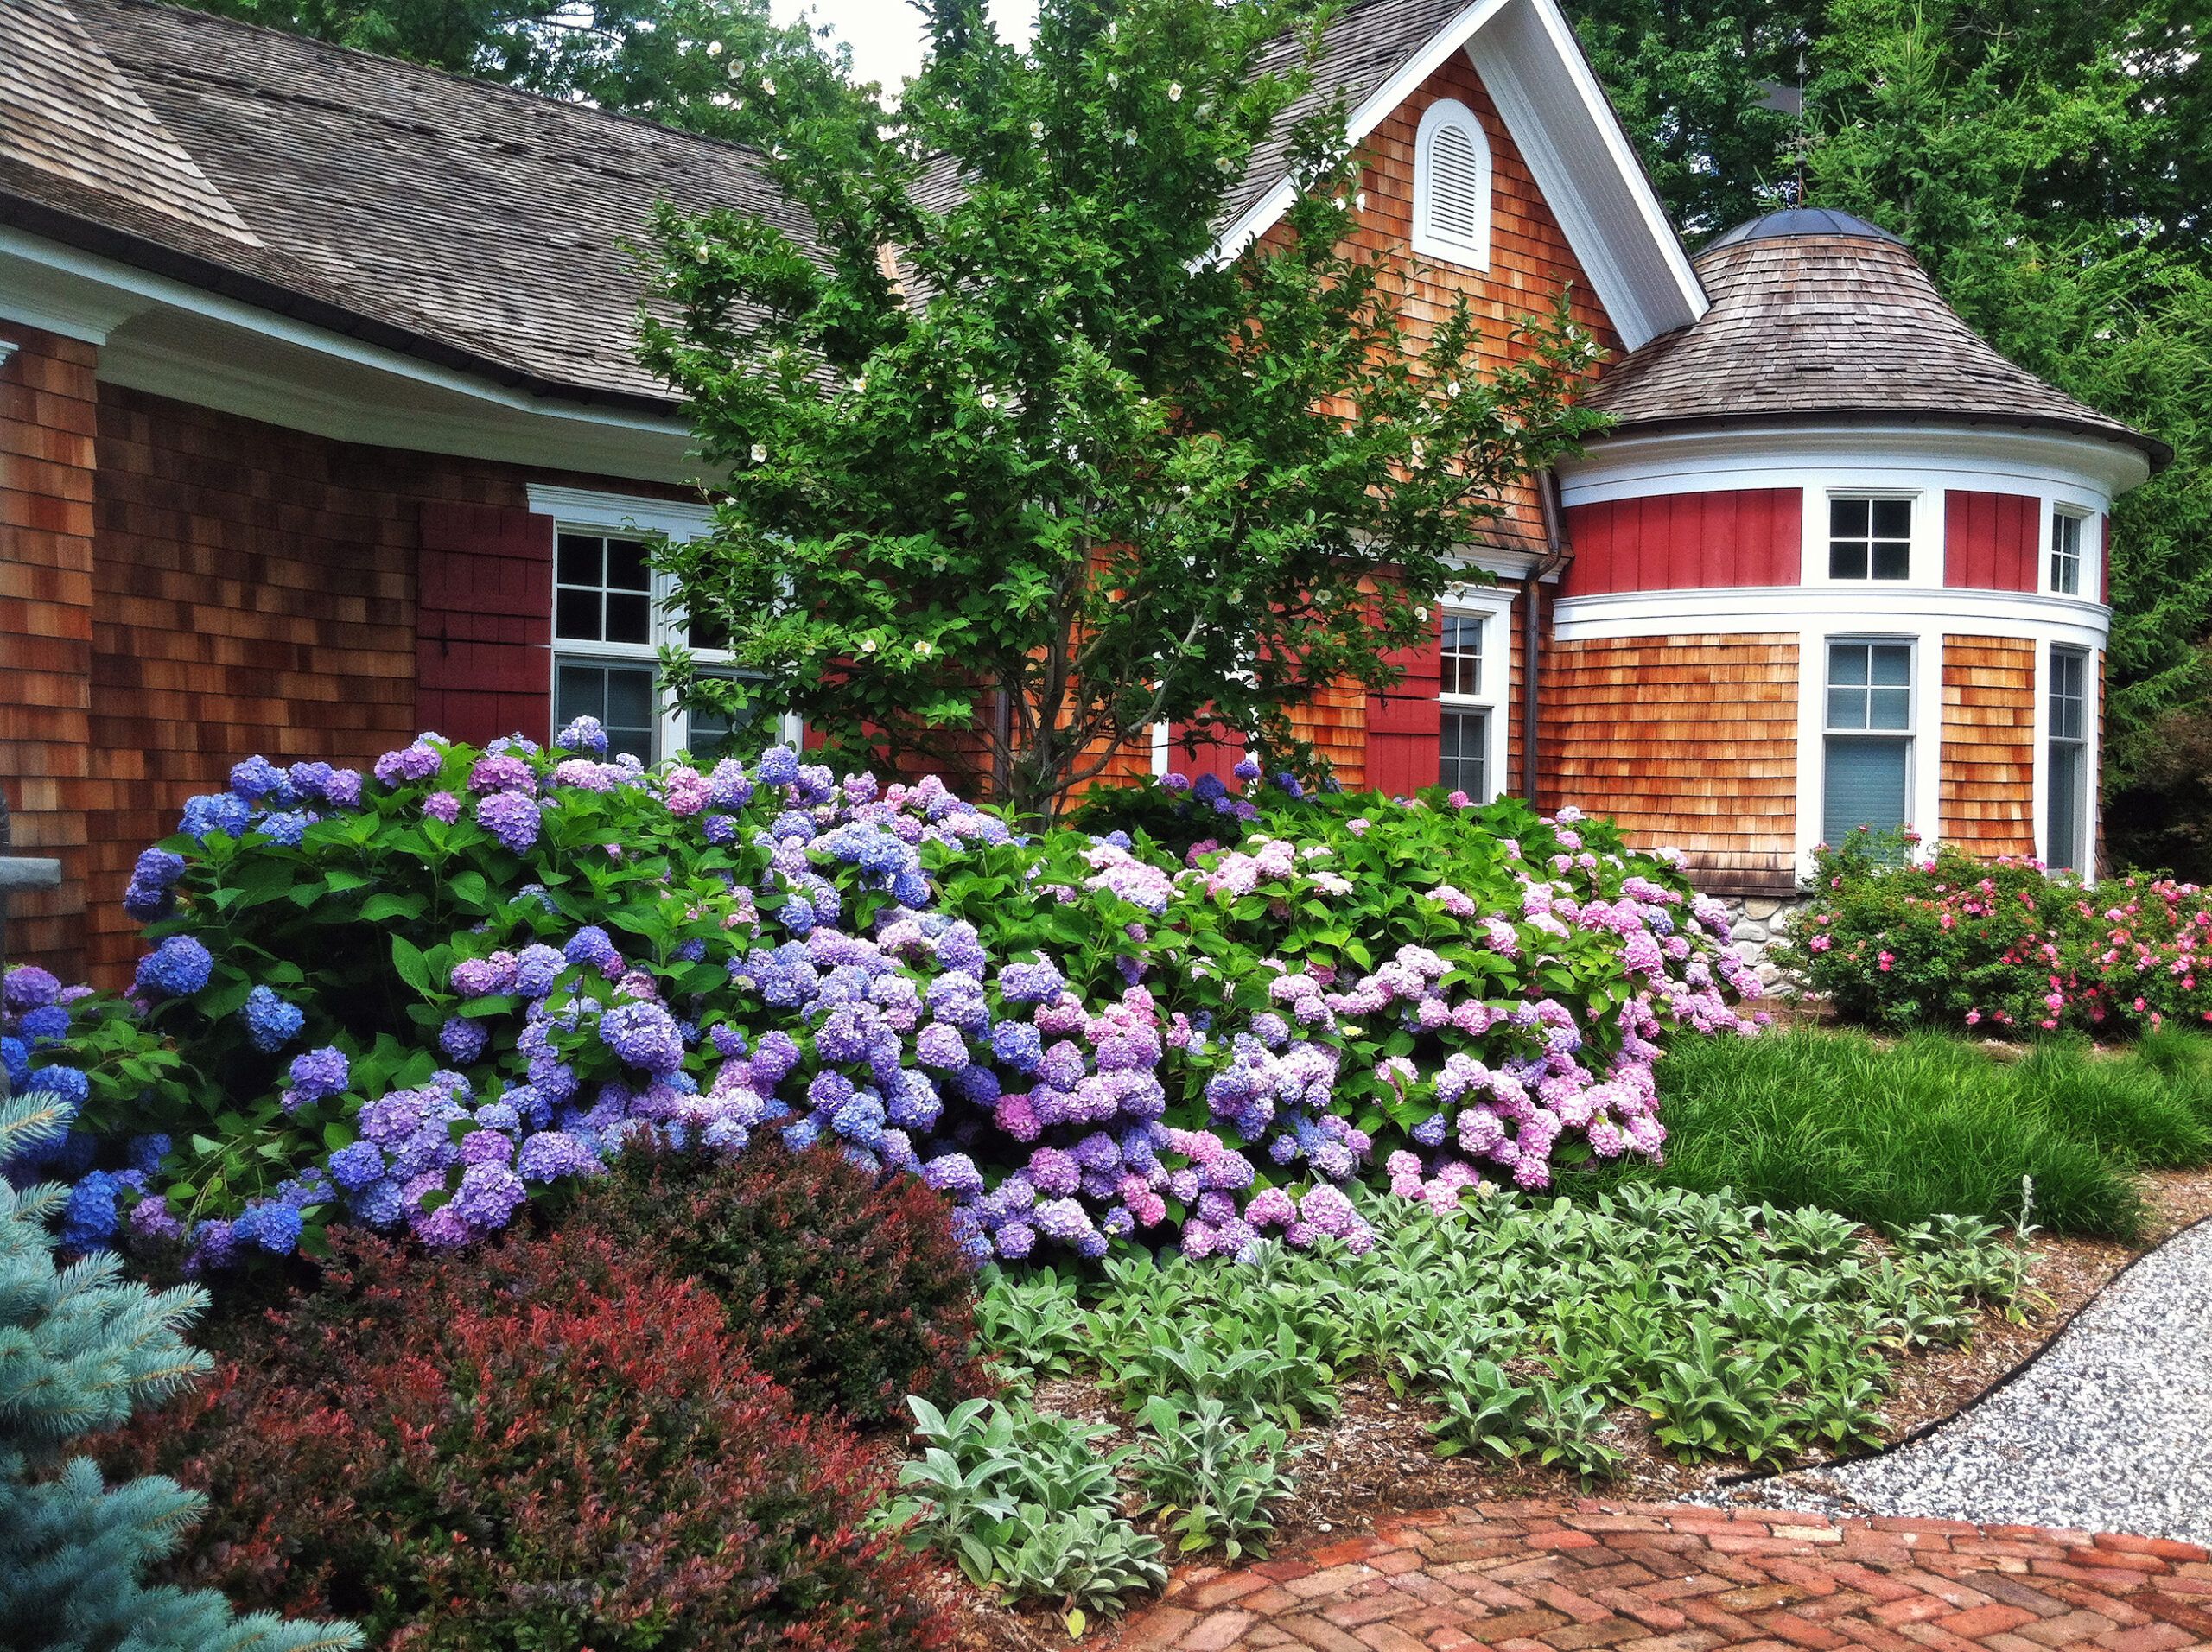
1808,488 -> 1931,588
526,484 -> 799,759
2043,502 -> 2091,600
2033,639 -> 2100,874
1411,98 -> 1493,270
1439,585 -> 1514,801
1796,629 -> 1940,875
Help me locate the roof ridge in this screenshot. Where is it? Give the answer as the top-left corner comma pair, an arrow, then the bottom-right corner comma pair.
114,0 -> 784,170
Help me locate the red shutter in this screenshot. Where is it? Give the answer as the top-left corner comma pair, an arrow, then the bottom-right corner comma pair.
1165,718 -> 1248,786
1365,610 -> 1442,796
2100,513 -> 2112,605
1943,491 -> 2038,592
416,502 -> 555,747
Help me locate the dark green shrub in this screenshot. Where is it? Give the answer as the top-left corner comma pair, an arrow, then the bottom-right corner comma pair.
586,1139 -> 988,1425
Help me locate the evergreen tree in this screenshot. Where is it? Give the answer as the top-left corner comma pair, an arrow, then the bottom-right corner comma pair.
0,1087 -> 358,1652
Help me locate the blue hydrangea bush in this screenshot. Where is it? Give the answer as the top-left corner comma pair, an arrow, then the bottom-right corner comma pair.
3,724 -> 1761,1271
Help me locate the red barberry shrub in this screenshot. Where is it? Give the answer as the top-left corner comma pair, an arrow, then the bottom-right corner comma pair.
105,1224 -> 948,1651
582,1140 -> 988,1426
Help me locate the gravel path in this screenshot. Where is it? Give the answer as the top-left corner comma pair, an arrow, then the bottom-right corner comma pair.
1730,1217 -> 2212,1546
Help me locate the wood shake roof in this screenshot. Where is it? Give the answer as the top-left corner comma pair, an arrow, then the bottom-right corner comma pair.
1586,209 -> 2168,467
0,0 -> 815,409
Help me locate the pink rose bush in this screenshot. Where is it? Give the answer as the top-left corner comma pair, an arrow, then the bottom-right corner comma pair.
1782,832 -> 2212,1035
5,725 -> 1758,1271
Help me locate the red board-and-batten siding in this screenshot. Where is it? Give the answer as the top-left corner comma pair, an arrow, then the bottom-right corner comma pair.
1943,491 -> 2038,593
1559,489 -> 1802,595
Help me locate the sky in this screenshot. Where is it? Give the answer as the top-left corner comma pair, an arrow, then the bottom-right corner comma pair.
772,0 -> 1039,93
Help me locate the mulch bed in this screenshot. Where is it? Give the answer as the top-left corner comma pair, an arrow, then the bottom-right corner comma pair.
928,1167 -> 2212,1649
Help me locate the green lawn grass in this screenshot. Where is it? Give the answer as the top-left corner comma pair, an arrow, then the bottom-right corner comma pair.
1584,1026 -> 2212,1240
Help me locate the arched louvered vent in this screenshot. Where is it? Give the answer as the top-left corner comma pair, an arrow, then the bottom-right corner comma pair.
1413,98 -> 1492,268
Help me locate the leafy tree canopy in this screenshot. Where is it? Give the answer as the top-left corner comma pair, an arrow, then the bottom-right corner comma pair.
639,0 -> 1604,819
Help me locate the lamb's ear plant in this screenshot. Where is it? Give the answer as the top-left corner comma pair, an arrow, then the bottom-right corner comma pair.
1128,1395 -> 1299,1558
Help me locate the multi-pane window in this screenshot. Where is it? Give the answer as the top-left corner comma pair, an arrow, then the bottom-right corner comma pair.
554,659 -> 658,763
551,526 -> 753,762
556,532 -> 653,646
2048,646 -> 2090,872
2050,510 -> 2084,596
1821,639 -> 1914,848
1829,497 -> 1913,581
1437,609 -> 1497,801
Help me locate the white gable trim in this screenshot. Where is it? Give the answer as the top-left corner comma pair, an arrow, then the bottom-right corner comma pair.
1465,0 -> 1705,350
1212,0 -> 1706,352
1214,0 -> 1510,264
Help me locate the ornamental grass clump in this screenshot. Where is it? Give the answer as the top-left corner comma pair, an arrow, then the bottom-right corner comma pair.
6,721 -> 1758,1269
1783,831 -> 2212,1035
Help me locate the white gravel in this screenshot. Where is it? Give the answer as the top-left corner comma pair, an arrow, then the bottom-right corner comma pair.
1724,1217 -> 2212,1546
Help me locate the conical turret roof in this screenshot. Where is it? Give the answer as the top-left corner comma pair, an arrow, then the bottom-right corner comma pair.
1586,210 -> 2167,467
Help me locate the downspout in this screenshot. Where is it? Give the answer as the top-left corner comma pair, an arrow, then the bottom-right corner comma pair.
1526,470 -> 1572,805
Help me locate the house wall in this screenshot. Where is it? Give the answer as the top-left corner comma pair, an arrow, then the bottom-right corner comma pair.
1540,632 -> 1802,894
1939,634 -> 2037,855
1943,491 -> 2038,593
1560,489 -> 1801,595
3,354 -> 694,986
2,323 -> 99,971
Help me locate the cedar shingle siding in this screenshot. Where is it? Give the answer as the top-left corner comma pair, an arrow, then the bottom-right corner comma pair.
1940,636 -> 2037,855
1542,634 -> 1802,895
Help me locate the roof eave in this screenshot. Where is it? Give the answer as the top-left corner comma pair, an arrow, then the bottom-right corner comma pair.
0,188 -> 683,420
1589,407 -> 2171,477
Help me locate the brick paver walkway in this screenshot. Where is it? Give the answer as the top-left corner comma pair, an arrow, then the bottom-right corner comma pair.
1103,1502 -> 2212,1652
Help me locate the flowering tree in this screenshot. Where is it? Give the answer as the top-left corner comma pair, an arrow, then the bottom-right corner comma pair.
640,0 -> 1605,819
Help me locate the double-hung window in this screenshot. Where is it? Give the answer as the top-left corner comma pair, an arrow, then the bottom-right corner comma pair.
2047,646 -> 2091,872
1828,496 -> 1913,581
1437,607 -> 1505,801
1821,639 -> 1914,848
550,518 -> 760,763
2050,508 -> 2085,596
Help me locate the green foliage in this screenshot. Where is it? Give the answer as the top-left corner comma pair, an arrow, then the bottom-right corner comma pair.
1128,1394 -> 1298,1558
887,1395 -> 1166,1632
1780,835 -> 2212,1037
641,0 -> 1606,816
582,1139 -> 986,1426
0,1090 -> 357,1652
971,1183 -> 2024,1498
1581,1026 -> 2212,1239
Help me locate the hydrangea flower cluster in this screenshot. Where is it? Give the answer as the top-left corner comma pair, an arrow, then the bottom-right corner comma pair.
9,733 -> 1759,1271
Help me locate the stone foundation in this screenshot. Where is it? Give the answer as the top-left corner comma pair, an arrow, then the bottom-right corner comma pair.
1719,893 -> 1804,991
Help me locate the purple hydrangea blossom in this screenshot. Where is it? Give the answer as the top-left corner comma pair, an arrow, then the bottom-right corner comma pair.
285,1045 -> 349,1108
133,936 -> 213,1000
476,790 -> 542,853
